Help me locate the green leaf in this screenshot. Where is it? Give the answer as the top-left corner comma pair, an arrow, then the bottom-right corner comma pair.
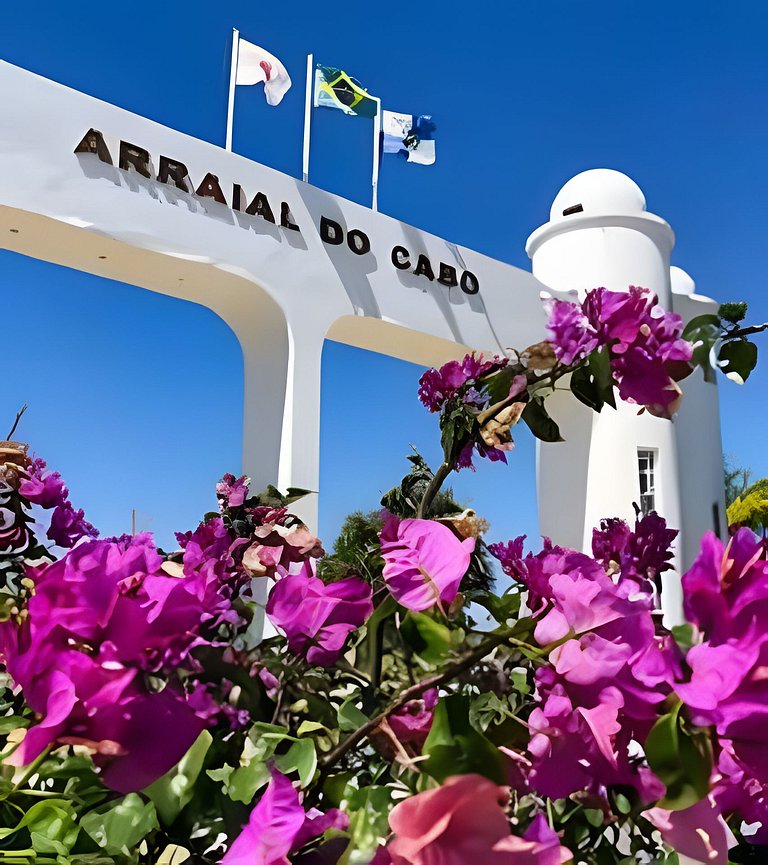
338,697 -> 369,733
400,610 -> 454,665
275,737 -> 317,788
339,785 -> 394,865
210,724 -> 293,803
484,366 -> 524,405
422,695 -> 506,784
670,623 -> 696,653
246,484 -> 313,508
0,799 -> 79,855
81,793 -> 159,856
478,590 -> 522,626
718,339 -> 758,384
645,703 -> 712,810
570,348 -> 616,412
144,730 -> 212,826
682,314 -> 721,382
718,301 -> 748,324
297,720 -> 326,736
521,398 -> 564,443
469,692 -> 516,732
0,714 -> 30,735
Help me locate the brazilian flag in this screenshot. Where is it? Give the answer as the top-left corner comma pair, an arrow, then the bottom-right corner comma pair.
314,65 -> 378,119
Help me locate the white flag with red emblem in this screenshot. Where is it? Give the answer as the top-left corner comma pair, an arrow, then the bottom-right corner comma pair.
235,39 -> 292,106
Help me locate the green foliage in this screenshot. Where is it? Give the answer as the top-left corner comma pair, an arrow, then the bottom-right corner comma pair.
645,703 -> 712,811
0,798 -> 80,856
521,397 -> 564,443
682,313 -> 722,383
400,610 -> 462,665
570,348 -> 616,413
718,301 -> 748,324
422,695 -> 507,784
81,794 -> 159,858
728,476 -> 768,531
719,339 -> 758,383
144,730 -> 212,825
683,303 -> 762,385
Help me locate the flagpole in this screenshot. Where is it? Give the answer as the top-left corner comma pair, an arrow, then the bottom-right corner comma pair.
371,97 -> 381,211
225,28 -> 240,152
302,53 -> 313,183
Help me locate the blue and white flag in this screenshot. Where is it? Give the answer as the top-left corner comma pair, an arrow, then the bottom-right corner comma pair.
382,111 -> 436,165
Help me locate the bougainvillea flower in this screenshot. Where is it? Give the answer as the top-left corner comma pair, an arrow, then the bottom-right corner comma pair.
644,797 -> 728,865
526,684 -> 663,803
18,457 -> 97,548
387,773 -> 571,865
417,353 -> 507,413
265,573 -> 372,666
0,532 -> 236,791
592,511 -> 677,593
713,741 -> 768,844
222,769 -> 347,865
545,299 -> 598,366
380,515 -> 475,611
674,529 -> 768,783
388,687 -> 438,748
546,286 -> 693,417
216,472 -> 251,509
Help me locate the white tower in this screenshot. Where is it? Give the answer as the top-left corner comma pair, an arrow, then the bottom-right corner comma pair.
527,170 -> 726,621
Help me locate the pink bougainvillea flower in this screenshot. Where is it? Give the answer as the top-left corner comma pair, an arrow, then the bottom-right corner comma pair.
546,286 -> 693,417
592,511 -> 677,594
674,529 -> 768,790
216,472 -> 251,509
713,741 -> 768,845
380,515 -> 475,611
18,457 -> 97,548
644,797 -> 728,865
417,353 -> 507,413
0,531 -> 244,792
222,769 -> 347,865
265,573 -> 372,666
526,684 -> 663,803
491,532 -> 676,802
388,687 -> 438,748
387,773 -> 571,865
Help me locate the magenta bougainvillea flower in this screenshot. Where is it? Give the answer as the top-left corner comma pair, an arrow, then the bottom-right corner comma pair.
18,457 -> 97,548
265,573 -> 372,666
546,286 -> 693,417
388,687 -> 438,748
380,515 -> 475,611
216,472 -> 251,509
490,533 -> 677,800
386,773 -> 571,865
417,353 -> 507,413
644,797 -> 728,865
592,511 -> 677,595
712,741 -> 768,845
222,769 -> 347,865
0,527 -> 248,792
674,529 -> 768,794
527,684 -> 664,803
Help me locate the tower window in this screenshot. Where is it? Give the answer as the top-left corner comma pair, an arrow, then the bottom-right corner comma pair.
638,449 -> 656,515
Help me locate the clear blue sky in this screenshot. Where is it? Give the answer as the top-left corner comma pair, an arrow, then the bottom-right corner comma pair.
1,1 -> 767,552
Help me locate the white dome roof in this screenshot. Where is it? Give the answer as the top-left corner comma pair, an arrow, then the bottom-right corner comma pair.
549,169 -> 647,222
